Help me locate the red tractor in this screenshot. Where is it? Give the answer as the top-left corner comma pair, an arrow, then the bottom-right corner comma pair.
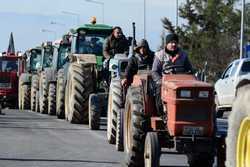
0,52 -> 24,112
123,67 -> 216,166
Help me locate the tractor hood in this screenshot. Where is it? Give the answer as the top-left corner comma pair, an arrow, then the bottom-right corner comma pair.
162,74 -> 212,90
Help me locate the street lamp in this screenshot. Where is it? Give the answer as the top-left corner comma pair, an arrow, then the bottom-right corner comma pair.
50,21 -> 66,27
240,0 -> 246,59
85,0 -> 104,24
62,11 -> 80,26
41,29 -> 57,40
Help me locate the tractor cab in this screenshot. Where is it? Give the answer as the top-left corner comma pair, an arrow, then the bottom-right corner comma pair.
52,35 -> 71,71
40,41 -> 54,70
24,47 -> 42,73
70,23 -> 112,70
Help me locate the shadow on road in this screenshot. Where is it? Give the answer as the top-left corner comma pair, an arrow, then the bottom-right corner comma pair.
0,125 -> 89,131
0,157 -> 120,164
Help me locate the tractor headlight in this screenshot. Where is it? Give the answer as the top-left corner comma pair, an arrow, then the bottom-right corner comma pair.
180,90 -> 191,98
198,91 -> 209,98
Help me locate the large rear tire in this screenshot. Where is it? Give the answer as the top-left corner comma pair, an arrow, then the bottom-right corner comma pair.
39,72 -> 49,114
35,91 -> 40,113
31,75 -> 39,111
20,85 -> 31,110
107,80 -> 122,144
89,93 -> 101,130
144,132 -> 161,167
226,84 -> 250,167
65,63 -> 94,124
56,70 -> 65,119
124,86 -> 148,166
48,83 -> 56,115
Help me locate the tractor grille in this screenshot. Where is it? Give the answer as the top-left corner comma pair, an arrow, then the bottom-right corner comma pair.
0,77 -> 11,88
175,103 -> 210,121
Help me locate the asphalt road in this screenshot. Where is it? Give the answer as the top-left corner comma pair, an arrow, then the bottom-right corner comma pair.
0,109 -> 190,167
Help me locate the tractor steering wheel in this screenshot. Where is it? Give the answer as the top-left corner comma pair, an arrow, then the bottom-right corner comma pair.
162,64 -> 187,74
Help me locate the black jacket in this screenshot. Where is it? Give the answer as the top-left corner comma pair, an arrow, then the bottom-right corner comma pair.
103,35 -> 129,59
125,51 -> 154,83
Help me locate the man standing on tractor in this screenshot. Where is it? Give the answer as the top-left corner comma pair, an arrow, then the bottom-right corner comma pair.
103,26 -> 130,84
103,26 -> 129,59
122,39 -> 154,87
152,33 -> 193,114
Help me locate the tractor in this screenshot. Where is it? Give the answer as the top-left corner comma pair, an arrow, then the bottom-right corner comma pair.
31,41 -> 54,113
123,66 -> 216,167
37,35 -> 72,116
0,52 -> 24,112
64,22 -> 113,124
18,47 -> 42,110
54,34 -> 72,119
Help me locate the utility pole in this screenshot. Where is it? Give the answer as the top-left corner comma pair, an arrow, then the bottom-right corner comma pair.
240,0 -> 245,59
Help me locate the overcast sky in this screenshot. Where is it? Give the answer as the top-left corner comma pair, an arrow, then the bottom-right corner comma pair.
0,0 -> 186,52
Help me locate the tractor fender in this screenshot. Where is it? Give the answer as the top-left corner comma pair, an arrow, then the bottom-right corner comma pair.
235,79 -> 250,96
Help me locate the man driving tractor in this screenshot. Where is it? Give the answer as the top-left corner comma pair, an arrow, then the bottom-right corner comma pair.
152,33 -> 193,114
122,39 -> 154,87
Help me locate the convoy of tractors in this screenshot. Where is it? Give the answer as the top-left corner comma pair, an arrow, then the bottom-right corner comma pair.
0,19 -> 249,167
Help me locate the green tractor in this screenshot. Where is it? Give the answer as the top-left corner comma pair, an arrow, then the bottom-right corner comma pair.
19,47 -> 42,111
64,23 -> 112,125
31,42 -> 54,113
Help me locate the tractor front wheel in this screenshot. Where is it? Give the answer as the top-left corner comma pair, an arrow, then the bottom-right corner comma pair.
144,132 -> 161,167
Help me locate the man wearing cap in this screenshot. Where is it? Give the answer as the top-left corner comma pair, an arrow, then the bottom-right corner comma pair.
152,33 -> 193,114
122,39 -> 154,87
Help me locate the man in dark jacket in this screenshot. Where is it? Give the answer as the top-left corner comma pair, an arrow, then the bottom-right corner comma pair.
122,39 -> 154,87
103,26 -> 129,85
103,26 -> 129,59
152,33 -> 193,115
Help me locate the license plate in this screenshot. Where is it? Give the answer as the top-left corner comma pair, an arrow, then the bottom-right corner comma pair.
183,126 -> 204,136
0,83 -> 11,88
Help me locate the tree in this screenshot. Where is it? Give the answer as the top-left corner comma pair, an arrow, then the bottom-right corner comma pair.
162,0 -> 244,82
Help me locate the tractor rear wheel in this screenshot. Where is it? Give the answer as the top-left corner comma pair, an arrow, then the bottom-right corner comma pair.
124,86 -> 148,166
107,80 -> 122,144
35,91 -> 40,113
89,93 -> 101,130
48,83 -> 56,115
226,84 -> 250,167
31,75 -> 39,111
144,132 -> 161,167
39,72 -> 49,114
56,70 -> 65,119
65,63 -> 94,124
20,85 -> 31,110
116,109 -> 124,151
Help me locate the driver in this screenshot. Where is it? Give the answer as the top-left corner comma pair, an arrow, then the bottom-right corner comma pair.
152,33 -> 193,115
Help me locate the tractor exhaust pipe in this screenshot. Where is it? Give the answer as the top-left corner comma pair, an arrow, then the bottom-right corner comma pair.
132,22 -> 136,56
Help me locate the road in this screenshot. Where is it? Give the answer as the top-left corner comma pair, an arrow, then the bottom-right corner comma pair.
0,109 -> 190,167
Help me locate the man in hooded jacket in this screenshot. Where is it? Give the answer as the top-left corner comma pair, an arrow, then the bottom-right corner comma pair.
122,39 -> 154,87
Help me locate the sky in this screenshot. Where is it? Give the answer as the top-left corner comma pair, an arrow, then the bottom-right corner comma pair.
0,0 -> 186,52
